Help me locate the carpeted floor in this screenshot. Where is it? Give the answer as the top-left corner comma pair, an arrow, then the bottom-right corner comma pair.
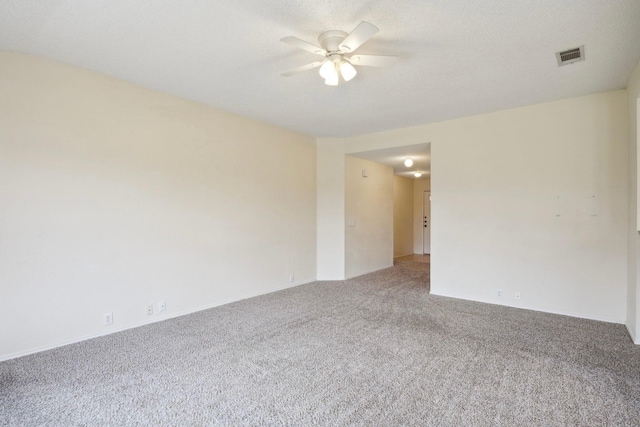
1,261 -> 639,426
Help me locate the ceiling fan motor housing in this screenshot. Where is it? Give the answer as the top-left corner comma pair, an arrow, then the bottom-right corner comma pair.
318,30 -> 348,53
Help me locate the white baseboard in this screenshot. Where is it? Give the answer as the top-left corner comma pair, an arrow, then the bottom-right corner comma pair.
393,253 -> 414,258
1,277 -> 316,362
429,290 -> 623,325
626,323 -> 639,345
344,264 -> 394,280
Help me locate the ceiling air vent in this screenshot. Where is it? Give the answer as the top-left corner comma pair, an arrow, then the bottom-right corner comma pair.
556,45 -> 585,66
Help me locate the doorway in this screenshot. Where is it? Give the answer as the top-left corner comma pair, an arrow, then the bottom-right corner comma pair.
423,191 -> 431,254
346,142 -> 431,265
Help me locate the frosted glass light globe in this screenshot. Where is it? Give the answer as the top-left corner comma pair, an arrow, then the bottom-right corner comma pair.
340,61 -> 357,82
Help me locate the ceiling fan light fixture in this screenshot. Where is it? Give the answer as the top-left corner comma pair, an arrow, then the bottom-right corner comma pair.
339,61 -> 357,81
324,73 -> 339,86
319,60 -> 336,80
414,171 -> 422,178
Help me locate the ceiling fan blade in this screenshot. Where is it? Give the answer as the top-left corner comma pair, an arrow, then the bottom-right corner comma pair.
280,37 -> 327,56
339,21 -> 379,53
348,54 -> 397,67
280,61 -> 324,77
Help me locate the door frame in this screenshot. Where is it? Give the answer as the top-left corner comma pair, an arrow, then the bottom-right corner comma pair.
423,190 -> 431,254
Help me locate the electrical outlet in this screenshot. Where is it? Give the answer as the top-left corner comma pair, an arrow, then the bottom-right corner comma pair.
497,289 -> 502,297
289,273 -> 294,283
104,312 -> 113,326
515,292 -> 521,301
146,305 -> 153,316
158,301 -> 166,312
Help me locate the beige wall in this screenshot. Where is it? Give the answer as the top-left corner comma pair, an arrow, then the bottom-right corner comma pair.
627,59 -> 640,343
317,139 -> 345,280
345,156 -> 393,278
322,91 -> 629,324
413,179 -> 431,254
0,52 -> 317,360
393,176 -> 414,257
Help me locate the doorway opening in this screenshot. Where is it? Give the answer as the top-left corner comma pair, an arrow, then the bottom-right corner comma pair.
347,143 -> 431,264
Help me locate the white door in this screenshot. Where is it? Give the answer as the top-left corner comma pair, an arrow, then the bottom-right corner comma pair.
423,191 -> 431,254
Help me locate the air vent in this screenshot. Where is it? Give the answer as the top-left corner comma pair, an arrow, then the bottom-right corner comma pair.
556,45 -> 585,66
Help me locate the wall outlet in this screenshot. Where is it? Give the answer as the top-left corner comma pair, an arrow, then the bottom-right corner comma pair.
104,312 -> 113,326
515,292 -> 521,301
158,301 -> 166,312
497,289 -> 502,297
289,273 -> 294,283
146,305 -> 153,316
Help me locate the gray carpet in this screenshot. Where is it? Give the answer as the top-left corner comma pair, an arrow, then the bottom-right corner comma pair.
2,261 -> 640,426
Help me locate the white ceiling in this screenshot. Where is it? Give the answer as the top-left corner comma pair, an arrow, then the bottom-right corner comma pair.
1,1 -> 640,138
349,143 -> 430,180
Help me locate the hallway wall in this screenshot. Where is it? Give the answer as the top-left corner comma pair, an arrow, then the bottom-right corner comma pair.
393,175 -> 414,257
345,156 -> 394,278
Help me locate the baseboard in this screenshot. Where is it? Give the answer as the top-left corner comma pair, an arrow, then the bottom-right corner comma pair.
0,277 -> 316,362
429,290 -> 623,325
393,253 -> 414,259
626,323 -> 639,345
344,264 -> 394,280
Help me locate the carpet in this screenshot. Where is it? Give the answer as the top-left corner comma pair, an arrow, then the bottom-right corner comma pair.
1,261 -> 639,426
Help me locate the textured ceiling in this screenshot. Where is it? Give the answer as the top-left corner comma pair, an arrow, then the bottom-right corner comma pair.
350,143 -> 430,179
1,1 -> 640,138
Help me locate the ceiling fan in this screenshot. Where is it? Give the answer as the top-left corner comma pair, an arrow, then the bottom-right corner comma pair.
280,21 -> 397,86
